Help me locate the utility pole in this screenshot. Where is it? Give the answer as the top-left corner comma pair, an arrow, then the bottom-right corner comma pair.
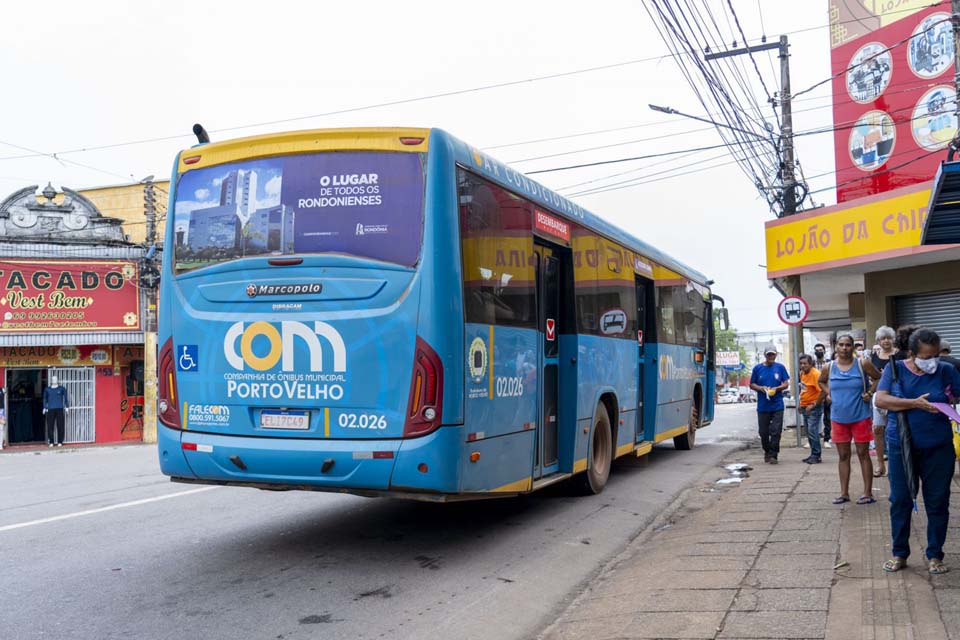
142,178 -> 159,445
706,36 -> 803,444
704,36 -> 797,215
779,35 -> 798,216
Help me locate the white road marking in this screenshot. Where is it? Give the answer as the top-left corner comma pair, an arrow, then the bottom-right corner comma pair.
0,486 -> 218,533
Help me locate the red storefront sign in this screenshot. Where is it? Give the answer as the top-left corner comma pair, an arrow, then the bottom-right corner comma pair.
829,2 -> 955,203
534,209 -> 571,242
0,261 -> 141,332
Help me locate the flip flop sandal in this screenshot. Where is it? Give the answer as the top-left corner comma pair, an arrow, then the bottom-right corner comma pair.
857,496 -> 877,505
883,558 -> 907,572
873,469 -> 886,477
929,559 -> 949,575
833,496 -> 851,504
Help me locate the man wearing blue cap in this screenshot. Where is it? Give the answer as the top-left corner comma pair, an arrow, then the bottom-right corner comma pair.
749,346 -> 790,464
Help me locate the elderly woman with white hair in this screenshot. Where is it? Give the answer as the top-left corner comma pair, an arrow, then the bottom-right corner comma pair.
869,325 -> 899,476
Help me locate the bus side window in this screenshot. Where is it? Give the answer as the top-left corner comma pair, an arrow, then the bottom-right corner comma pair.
656,287 -> 676,344
458,169 -> 536,328
678,285 -> 706,348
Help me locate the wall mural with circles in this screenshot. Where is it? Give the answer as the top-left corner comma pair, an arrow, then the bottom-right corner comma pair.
829,2 -> 956,203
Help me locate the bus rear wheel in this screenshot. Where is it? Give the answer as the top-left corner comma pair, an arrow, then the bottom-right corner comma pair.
577,403 -> 613,494
674,402 -> 699,451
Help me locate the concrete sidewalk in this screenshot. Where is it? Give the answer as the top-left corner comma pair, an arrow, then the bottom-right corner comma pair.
539,441 -> 960,640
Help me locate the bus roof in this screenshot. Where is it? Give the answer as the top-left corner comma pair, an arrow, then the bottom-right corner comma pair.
174,126 -> 710,286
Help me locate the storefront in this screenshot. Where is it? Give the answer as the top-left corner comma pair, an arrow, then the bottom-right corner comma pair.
774,4 -> 960,350
0,184 -> 148,448
764,180 -> 960,348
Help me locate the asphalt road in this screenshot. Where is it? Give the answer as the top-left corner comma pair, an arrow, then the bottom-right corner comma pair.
0,404 -> 758,640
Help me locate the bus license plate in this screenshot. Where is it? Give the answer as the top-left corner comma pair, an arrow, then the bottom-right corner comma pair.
260,410 -> 310,430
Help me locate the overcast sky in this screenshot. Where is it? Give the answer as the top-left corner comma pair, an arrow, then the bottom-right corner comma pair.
1,0 -> 838,331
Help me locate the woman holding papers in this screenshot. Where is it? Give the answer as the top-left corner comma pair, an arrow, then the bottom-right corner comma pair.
876,327 -> 960,575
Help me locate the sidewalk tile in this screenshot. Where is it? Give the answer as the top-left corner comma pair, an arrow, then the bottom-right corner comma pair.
550,612 -> 725,640
731,588 -> 830,611
746,569 -> 835,589
720,611 -> 826,638
934,590 -> 960,640
767,531 -> 840,543
753,554 -> 837,571
690,542 -> 764,556
659,556 -> 756,572
710,522 -> 783,533
592,567 -> 749,593
580,588 -> 737,614
700,531 -> 771,543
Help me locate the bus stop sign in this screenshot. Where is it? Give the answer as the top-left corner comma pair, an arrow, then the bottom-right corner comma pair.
777,296 -> 809,326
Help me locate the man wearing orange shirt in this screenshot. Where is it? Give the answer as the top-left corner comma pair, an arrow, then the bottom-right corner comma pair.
799,354 -> 824,464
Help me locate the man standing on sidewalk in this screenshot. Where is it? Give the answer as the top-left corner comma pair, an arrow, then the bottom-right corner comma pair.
798,354 -> 824,464
750,346 -> 790,464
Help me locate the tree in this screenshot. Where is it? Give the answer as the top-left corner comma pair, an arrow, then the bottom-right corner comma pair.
714,309 -> 748,386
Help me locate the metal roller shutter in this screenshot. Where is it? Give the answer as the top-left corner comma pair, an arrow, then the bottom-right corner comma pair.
895,289 -> 960,347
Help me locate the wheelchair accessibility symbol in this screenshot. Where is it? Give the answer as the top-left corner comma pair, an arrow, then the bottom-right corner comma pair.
177,345 -> 199,372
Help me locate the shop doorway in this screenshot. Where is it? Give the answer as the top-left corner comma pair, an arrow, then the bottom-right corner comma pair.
5,367 -> 95,445
7,369 -> 47,444
49,367 -> 96,443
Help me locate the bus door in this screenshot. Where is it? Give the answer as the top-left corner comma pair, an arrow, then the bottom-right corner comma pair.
635,275 -> 653,442
534,242 -> 562,478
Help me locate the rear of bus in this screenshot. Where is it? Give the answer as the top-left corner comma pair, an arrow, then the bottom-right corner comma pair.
157,128 -> 465,497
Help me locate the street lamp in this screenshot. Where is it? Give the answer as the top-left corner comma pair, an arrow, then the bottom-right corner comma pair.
648,104 -> 777,148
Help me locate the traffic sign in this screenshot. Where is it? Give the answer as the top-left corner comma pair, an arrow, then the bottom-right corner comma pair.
777,296 -> 809,326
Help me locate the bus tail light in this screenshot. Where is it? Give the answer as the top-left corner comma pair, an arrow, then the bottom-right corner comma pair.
158,337 -> 182,429
399,137 -> 424,146
404,337 -> 444,438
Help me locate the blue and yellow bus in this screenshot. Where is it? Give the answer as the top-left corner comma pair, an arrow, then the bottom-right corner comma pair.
157,127 -> 721,499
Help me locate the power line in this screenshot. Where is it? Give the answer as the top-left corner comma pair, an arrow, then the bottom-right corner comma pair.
0,140 -> 133,183
0,1 -> 944,171
526,140 -> 741,174
506,126 -> 714,163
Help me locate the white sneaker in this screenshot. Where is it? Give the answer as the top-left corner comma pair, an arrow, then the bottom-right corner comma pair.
803,442 -> 810,448
48,443 -> 53,447
57,443 -> 63,447
824,441 -> 832,448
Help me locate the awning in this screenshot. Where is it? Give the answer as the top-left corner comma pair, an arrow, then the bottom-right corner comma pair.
922,161 -> 960,245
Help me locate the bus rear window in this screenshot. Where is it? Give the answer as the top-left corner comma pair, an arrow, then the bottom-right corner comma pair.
173,151 -> 424,271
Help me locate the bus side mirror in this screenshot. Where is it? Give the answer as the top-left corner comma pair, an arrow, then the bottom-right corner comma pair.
717,308 -> 730,332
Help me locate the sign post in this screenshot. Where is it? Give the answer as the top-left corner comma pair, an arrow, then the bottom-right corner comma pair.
777,295 -> 808,447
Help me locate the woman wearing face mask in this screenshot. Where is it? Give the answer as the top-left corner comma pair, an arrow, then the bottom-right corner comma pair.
819,334 -> 883,505
876,327 -> 960,575
869,326 -> 899,476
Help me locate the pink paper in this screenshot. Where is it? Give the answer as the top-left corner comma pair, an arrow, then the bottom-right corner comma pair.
932,403 -> 960,424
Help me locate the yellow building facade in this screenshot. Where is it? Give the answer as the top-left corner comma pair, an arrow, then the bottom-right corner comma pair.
79,181 -> 170,244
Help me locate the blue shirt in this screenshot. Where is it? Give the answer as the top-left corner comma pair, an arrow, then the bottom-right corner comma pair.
42,385 -> 69,410
751,362 -> 790,412
827,359 -> 872,424
879,360 -> 960,450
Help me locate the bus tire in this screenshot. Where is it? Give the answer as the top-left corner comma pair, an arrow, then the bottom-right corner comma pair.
577,403 -> 613,494
674,401 -> 699,451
